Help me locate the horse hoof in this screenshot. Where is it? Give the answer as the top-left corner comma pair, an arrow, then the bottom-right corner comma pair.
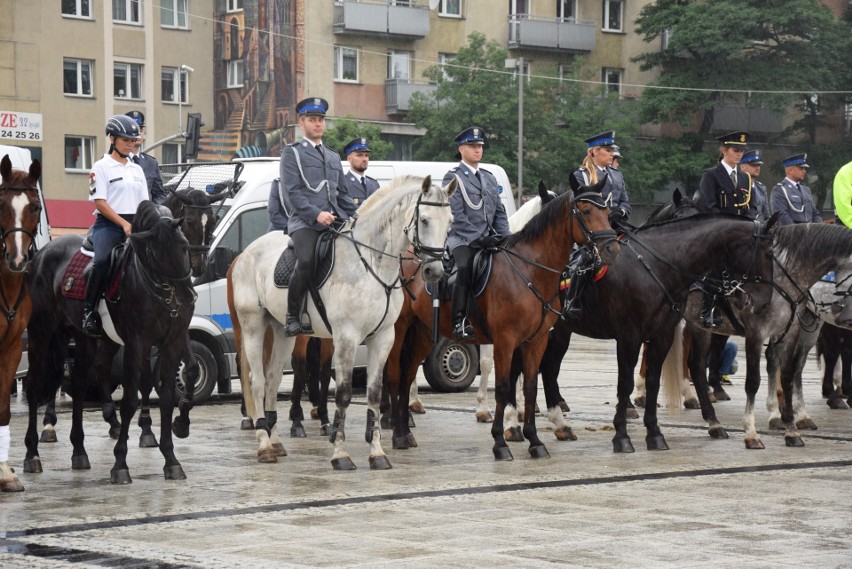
40,429 -> 58,443
240,418 -> 254,431
713,389 -> 731,402
108,427 -> 121,440
71,454 -> 91,470
271,442 -> 288,457
0,477 -> 24,492
633,396 -> 646,409
708,425 -> 729,439
558,400 -> 570,412
534,403 -> 541,414
708,392 -> 718,403
310,407 -> 319,420
139,433 -> 159,448
528,445 -> 550,459
785,436 -> 805,447
257,449 -> 278,463
745,438 -> 765,450
612,437 -> 635,453
163,465 -> 186,480
475,411 -> 494,423
409,401 -> 425,414
504,426 -> 524,442
408,415 -> 416,428
380,415 -> 392,430
683,398 -> 701,410
768,418 -> 785,430
406,433 -> 418,448
290,425 -> 307,438
331,457 -> 357,471
646,435 -> 669,451
492,446 -> 513,461
110,469 -> 132,485
796,418 -> 818,431
392,435 -> 409,450
172,417 -> 190,439
827,397 -> 849,410
23,457 -> 42,474
626,408 -> 640,420
320,423 -> 333,437
554,426 -> 577,441
369,455 -> 393,470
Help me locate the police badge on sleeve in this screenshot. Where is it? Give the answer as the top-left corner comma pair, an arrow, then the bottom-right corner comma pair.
88,172 -> 96,195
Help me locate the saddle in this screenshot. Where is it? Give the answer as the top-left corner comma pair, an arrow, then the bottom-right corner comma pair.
61,243 -> 130,301
273,230 -> 337,289
425,249 -> 494,301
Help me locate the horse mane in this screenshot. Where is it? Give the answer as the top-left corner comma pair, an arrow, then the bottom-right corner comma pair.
505,190 -> 570,247
773,223 -> 852,266
509,196 -> 543,233
638,212 -> 748,231
355,175 -> 433,238
132,200 -> 172,233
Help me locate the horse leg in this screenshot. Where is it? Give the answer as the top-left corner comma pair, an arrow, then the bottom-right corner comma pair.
39,397 -> 58,443
685,326 -> 726,439
365,331 -> 396,470
778,338 -> 807,447
678,325 -> 699,409
409,375 -> 425,414
172,336 -> 196,440
765,343 -> 784,431
818,325 -> 841,399
521,337 -> 550,459
111,344 -> 144,484
289,336 -> 308,438
317,339 -> 334,435
475,344 -> 494,422
633,342 -> 648,408
264,325 -> 290,459
491,344 -> 514,461
707,334 -> 730,401
329,338 -> 357,470
0,353 -> 23,491
503,349 -> 524,442
305,336 -> 321,420
96,342 -> 122,440
155,340 -> 187,480
393,321 -> 430,450
642,334 -> 676,451
612,341 -> 642,453
67,337 -> 94,471
841,337 -> 852,408
541,330 -> 576,441
137,352 -> 159,448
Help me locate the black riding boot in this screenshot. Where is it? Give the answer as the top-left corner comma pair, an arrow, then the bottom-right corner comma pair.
82,270 -> 105,337
563,249 -> 593,320
451,283 -> 473,340
285,274 -> 312,336
700,290 -> 721,328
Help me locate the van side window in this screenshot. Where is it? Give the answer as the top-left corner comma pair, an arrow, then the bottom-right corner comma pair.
217,206 -> 269,255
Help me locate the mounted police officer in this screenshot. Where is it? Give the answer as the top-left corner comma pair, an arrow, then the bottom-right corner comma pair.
82,115 -> 149,337
280,97 -> 358,336
342,137 -> 380,207
739,149 -> 771,221
770,153 -> 822,226
443,126 -> 510,340
125,110 -> 167,205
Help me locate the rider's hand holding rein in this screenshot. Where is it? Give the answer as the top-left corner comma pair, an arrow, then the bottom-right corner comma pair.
316,211 -> 336,226
93,199 -> 133,236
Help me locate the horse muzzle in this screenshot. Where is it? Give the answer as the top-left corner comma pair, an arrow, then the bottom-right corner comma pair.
420,259 -> 445,283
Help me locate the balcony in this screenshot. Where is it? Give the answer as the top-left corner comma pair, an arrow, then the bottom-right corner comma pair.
333,1 -> 429,39
711,105 -> 784,135
508,15 -> 596,53
385,79 -> 437,115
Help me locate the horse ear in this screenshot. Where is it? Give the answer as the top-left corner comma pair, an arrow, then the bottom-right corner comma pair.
421,175 -> 432,195
171,217 -> 184,229
206,188 -> 230,204
591,172 -> 608,194
672,187 -> 683,205
567,174 -> 580,193
537,180 -> 548,200
0,155 -> 11,181
28,159 -> 41,184
442,176 -> 457,197
764,212 -> 780,233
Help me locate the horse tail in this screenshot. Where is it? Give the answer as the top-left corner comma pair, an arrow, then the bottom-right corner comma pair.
662,320 -> 685,413
226,256 -> 256,419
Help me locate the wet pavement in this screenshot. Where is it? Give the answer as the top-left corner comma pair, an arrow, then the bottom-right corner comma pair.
1,335 -> 851,568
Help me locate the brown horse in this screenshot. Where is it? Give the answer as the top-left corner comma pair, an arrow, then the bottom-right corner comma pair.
385,178 -> 619,461
0,154 -> 42,492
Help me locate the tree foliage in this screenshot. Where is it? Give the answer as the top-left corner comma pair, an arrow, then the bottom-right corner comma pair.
324,117 -> 394,160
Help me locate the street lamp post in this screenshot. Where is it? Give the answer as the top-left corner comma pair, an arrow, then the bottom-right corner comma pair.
505,56 -> 524,209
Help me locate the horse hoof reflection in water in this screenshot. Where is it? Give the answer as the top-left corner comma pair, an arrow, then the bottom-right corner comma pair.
24,201 -> 196,485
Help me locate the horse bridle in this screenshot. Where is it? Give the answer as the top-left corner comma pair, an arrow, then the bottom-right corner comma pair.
169,189 -> 218,264
572,191 -> 618,265
0,184 -> 42,271
402,191 -> 452,263
128,221 -> 196,317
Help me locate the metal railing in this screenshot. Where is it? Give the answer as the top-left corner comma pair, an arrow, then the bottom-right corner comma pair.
508,14 -> 595,52
385,78 -> 437,115
333,1 -> 429,38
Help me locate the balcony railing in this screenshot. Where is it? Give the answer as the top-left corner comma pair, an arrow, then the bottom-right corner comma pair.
711,105 -> 784,134
385,79 -> 437,115
333,1 -> 429,39
508,15 -> 596,52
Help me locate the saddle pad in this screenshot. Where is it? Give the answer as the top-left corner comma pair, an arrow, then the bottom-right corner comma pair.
426,250 -> 493,300
61,251 -> 91,300
273,244 -> 336,289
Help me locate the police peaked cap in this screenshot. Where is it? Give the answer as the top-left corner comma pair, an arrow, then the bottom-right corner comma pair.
740,149 -> 763,165
296,97 -> 329,116
782,153 -> 809,169
454,126 -> 486,145
585,131 -> 616,148
717,131 -> 749,146
343,137 -> 370,156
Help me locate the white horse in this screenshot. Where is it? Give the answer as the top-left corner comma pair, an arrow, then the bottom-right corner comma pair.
230,175 -> 455,470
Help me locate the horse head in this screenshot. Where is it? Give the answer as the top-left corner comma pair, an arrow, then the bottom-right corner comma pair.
567,174 -> 620,266
409,175 -> 456,283
0,154 -> 42,272
130,202 -> 193,300
166,187 -> 221,277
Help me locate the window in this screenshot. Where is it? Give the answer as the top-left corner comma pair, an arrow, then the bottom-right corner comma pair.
557,0 -> 576,20
387,51 -> 411,81
226,0 -> 243,12
217,206 -> 268,255
113,0 -> 141,24
62,0 -> 91,18
64,58 -> 93,97
162,67 -> 189,103
334,46 -> 359,83
161,0 -> 188,28
438,53 -> 455,81
602,68 -> 622,96
602,0 -> 622,32
114,63 -> 143,99
162,143 -> 184,164
64,136 -> 95,171
226,60 -> 244,88
661,28 -> 674,51
439,0 -> 462,17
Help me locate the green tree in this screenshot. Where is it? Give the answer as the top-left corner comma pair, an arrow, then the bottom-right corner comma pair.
324,117 -> 394,160
633,0 -> 852,204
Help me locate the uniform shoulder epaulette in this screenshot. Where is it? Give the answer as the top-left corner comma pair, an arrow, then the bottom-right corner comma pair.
449,165 -> 461,172
364,175 -> 377,182
479,166 -> 493,176
288,140 -> 301,147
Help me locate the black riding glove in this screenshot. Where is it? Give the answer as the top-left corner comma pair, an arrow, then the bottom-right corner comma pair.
479,234 -> 505,249
608,208 -> 627,226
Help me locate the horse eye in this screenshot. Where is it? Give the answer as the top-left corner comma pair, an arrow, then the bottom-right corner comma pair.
419,217 -> 429,226
30,204 -> 42,214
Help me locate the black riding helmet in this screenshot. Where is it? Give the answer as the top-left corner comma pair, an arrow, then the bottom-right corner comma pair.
105,115 -> 142,141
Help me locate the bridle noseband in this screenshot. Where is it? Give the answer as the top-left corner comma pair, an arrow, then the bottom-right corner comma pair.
403,191 -> 451,264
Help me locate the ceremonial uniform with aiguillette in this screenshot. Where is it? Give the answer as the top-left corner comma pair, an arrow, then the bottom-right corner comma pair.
280,97 -> 358,336
770,153 -> 822,226
342,137 -> 380,207
443,126 -> 510,340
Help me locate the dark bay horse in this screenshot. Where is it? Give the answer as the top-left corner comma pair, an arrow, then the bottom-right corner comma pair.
385,178 -> 620,461
0,155 -> 42,492
24,201 -> 196,484
533,215 -> 776,452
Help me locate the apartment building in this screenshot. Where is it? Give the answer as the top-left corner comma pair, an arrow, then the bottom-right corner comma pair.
0,0 -> 214,233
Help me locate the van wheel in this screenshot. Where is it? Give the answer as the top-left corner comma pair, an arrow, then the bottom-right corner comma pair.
423,337 -> 478,392
177,341 -> 217,404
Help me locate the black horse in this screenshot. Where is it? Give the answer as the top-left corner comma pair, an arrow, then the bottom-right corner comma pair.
24,201 -> 196,484
530,215 -> 776,452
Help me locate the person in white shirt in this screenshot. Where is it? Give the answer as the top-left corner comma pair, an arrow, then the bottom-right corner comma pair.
82,115 -> 149,337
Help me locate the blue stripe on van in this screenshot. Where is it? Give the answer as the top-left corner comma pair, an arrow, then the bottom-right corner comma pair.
211,313 -> 233,331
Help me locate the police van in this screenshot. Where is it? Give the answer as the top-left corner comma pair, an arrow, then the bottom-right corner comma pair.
170,157 -> 516,403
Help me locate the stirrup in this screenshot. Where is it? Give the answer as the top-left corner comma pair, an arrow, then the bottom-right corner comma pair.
700,307 -> 721,328
452,319 -> 474,340
284,315 -> 302,337
82,310 -> 102,338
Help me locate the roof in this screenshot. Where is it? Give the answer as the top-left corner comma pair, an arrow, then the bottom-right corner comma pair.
46,199 -> 95,229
